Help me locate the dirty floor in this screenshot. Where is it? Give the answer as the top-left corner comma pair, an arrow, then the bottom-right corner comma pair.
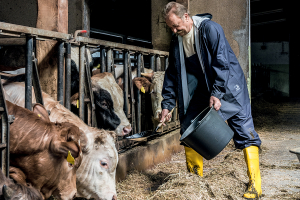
116,97 -> 300,200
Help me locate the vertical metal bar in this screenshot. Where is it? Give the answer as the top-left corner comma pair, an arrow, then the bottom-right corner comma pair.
0,75 -> 9,177
128,56 -> 135,135
123,51 -> 129,117
32,53 -> 44,105
79,44 -> 85,121
156,55 -> 161,71
150,54 -> 155,71
25,36 -> 33,110
165,56 -> 169,70
106,48 -> 112,73
101,47 -> 106,73
65,43 -> 71,110
136,53 -> 142,133
57,41 -> 64,104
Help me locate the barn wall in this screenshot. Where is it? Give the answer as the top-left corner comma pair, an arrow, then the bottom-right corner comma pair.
151,0 -> 250,93
151,0 -> 172,51
252,42 -> 289,96
0,0 -> 37,27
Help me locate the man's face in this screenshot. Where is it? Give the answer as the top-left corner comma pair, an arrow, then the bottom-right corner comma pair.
165,12 -> 191,36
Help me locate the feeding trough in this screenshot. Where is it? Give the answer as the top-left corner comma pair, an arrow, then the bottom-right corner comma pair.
289,147 -> 300,162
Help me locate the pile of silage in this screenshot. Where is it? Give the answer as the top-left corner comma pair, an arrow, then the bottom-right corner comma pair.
117,144 -> 251,200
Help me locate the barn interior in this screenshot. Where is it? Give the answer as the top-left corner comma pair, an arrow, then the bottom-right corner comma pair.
1,0 -> 300,199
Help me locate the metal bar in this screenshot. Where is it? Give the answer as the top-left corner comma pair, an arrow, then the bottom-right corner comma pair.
77,36 -> 169,56
156,55 -> 161,71
123,51 -> 129,117
128,56 -> 135,135
79,45 -> 85,121
0,75 -> 10,177
64,43 -> 71,110
136,53 -> 142,133
25,36 -> 33,110
106,48 -> 112,73
165,56 -> 169,70
57,41 -> 64,104
0,22 -> 71,40
32,53 -> 44,105
85,48 -> 97,127
150,54 -> 155,71
100,47 -> 106,73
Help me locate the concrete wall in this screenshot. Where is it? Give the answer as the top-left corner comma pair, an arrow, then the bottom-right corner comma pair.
189,0 -> 250,77
151,0 -> 172,51
0,0 -> 37,27
0,0 -> 85,35
252,42 -> 289,96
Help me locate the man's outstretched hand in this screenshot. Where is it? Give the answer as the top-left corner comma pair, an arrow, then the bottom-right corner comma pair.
159,109 -> 171,126
209,96 -> 221,111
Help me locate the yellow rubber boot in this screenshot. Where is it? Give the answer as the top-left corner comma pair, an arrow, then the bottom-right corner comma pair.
184,146 -> 203,177
243,146 -> 262,199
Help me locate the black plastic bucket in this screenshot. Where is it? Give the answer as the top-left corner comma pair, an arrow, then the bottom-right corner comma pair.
180,106 -> 234,160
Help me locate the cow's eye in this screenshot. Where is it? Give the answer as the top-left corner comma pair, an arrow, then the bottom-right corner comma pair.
101,101 -> 108,109
100,161 -> 108,169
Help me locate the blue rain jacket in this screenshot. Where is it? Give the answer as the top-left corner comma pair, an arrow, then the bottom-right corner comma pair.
161,13 -> 250,122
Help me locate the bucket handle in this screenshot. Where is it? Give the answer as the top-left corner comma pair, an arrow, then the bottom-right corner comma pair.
190,105 -> 214,124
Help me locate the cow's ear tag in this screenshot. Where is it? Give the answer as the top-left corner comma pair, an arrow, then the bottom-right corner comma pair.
67,151 -> 75,165
141,86 -> 145,93
77,100 -> 79,109
38,114 -> 41,117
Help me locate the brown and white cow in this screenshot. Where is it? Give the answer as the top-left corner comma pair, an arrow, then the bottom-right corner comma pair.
133,71 -> 166,121
71,48 -> 131,136
6,101 -> 82,200
0,168 -> 44,200
4,82 -> 118,200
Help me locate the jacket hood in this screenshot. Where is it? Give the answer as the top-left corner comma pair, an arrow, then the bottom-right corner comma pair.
193,13 -> 212,28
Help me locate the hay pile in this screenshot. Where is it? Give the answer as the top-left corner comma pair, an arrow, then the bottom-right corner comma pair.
117,144 -> 250,200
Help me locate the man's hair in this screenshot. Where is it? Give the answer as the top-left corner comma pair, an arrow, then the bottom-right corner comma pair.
162,2 -> 189,19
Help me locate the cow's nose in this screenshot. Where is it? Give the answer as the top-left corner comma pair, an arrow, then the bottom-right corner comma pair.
72,193 -> 77,199
112,194 -> 117,200
122,126 -> 132,135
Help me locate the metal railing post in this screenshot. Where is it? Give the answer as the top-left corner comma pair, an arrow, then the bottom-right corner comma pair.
57,41 -> 64,104
64,43 -> 71,110
123,50 -> 129,117
101,46 -> 106,73
79,44 -> 85,121
25,36 -> 33,110
136,53 -> 142,133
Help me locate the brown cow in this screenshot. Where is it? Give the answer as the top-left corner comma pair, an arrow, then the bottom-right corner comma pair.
0,167 -> 43,200
6,101 -> 82,200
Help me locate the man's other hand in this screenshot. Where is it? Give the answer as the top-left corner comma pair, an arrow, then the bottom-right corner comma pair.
209,96 -> 221,111
159,109 -> 171,125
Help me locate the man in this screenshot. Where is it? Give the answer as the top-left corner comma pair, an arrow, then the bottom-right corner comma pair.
160,2 -> 262,199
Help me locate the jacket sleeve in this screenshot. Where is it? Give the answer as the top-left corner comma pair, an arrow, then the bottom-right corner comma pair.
204,22 -> 230,100
161,42 -> 177,111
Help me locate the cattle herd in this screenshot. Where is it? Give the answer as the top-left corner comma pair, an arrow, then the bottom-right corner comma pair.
0,46 -> 169,200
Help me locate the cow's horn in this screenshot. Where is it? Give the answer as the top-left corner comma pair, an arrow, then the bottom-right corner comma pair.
141,72 -> 154,79
3,185 -> 15,200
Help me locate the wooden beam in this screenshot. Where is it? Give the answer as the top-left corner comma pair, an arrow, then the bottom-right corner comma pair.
36,0 -> 68,99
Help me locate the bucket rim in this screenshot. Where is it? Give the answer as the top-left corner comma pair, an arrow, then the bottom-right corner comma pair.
180,106 -> 214,141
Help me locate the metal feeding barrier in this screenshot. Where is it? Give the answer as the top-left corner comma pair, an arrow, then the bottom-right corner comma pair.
0,21 -> 180,157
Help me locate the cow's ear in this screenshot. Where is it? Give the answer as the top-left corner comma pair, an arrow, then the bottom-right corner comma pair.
32,103 -> 50,122
9,166 -> 27,185
70,93 -> 79,106
52,123 -> 81,159
132,77 -> 152,93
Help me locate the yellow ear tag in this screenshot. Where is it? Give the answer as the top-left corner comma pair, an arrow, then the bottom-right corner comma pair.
67,151 -> 75,165
141,86 -> 145,93
77,100 -> 79,109
38,114 -> 41,117
97,64 -> 101,69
